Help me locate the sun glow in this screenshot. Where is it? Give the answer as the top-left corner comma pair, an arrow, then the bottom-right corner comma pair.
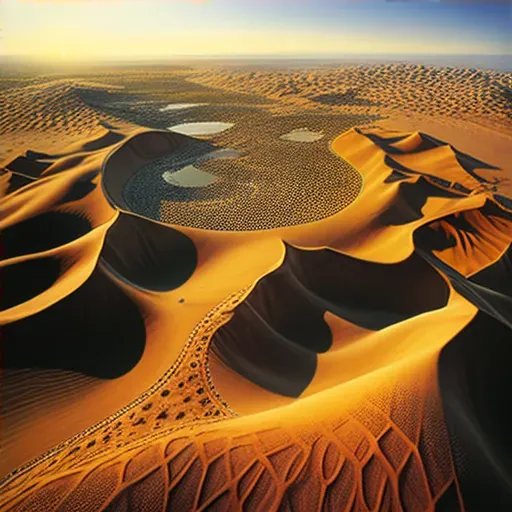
2,0 -> 510,62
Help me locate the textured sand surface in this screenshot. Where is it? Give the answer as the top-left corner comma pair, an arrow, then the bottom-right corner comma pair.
1,64 -> 511,511
190,64 -> 511,129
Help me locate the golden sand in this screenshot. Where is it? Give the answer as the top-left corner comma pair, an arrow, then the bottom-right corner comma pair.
1,64 -> 511,511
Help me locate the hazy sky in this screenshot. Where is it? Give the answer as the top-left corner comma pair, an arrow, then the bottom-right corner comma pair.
1,0 -> 511,61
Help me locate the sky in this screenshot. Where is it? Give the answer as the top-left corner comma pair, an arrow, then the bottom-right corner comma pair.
1,0 -> 511,61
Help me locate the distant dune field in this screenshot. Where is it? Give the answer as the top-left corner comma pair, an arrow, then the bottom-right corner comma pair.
1,63 -> 511,511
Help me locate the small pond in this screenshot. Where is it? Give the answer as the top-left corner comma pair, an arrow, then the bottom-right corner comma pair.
280,128 -> 324,142
168,122 -> 234,136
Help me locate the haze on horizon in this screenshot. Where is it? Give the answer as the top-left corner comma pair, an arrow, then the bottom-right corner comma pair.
1,0 -> 511,62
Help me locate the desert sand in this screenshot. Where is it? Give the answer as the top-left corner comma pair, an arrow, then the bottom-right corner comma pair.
0,63 -> 511,511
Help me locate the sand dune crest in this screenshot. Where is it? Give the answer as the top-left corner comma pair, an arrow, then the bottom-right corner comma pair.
0,69 -> 511,510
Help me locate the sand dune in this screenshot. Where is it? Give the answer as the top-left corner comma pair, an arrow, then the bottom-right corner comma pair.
190,64 -> 511,131
100,212 -> 197,292
0,67 -> 511,511
0,81 -> 135,165
210,245 -> 450,400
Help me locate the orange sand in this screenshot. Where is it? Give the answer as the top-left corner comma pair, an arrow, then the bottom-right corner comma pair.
1,68 -> 511,511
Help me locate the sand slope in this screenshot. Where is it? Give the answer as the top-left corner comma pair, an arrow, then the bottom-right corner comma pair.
0,73 -> 511,511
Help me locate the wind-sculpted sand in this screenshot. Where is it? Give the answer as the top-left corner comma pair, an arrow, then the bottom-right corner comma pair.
0,64 -> 511,511
190,63 -> 511,128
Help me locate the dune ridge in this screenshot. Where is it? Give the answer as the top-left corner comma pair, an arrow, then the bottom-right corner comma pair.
0,80 -> 135,165
0,67 -> 511,511
1,121 -> 511,510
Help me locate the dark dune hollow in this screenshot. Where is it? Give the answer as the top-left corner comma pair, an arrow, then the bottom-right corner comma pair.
495,194 -> 512,211
100,212 -> 197,292
383,155 -> 438,178
210,249 -> 333,397
413,223 -> 458,252
1,170 -> 34,194
211,303 -> 318,398
355,129 -> 407,148
5,155 -> 51,178
1,211 -> 92,260
311,90 -> 377,107
102,130 -> 189,210
453,151 -> 501,182
57,171 -> 99,205
0,257 -> 61,312
384,153 -> 495,191
79,130 -> 124,152
361,131 -> 467,156
211,244 -> 450,397
471,243 -> 512,297
285,245 -> 449,329
378,177 -> 461,226
414,200 -> 512,255
2,266 -> 146,379
25,150 -> 51,160
439,311 -> 512,510
417,248 -> 512,330
384,170 -> 409,183
363,131 -> 440,153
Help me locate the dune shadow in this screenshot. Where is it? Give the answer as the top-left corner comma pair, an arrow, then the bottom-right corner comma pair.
358,130 -> 440,154
384,155 -> 453,189
494,194 -> 512,211
366,131 -> 484,156
5,155 -> 51,179
311,89 -> 377,107
362,129 -> 501,172
364,130 -> 501,192
1,212 -> 92,260
417,246 -> 512,330
453,150 -> 501,182
413,222 -> 458,253
100,212 -> 197,292
4,149 -> 99,200
211,244 -> 334,397
286,245 -> 449,329
102,130 -> 193,210
2,266 -> 146,379
384,170 -> 409,184
98,120 -> 118,130
439,311 -> 512,509
379,177 -> 461,226
25,150 -> 51,160
471,243 -> 512,297
0,257 -> 61,312
211,304 -> 319,398
57,171 -> 99,205
414,200 -> 512,255
210,244 -> 449,398
1,170 -> 33,194
79,130 -> 124,152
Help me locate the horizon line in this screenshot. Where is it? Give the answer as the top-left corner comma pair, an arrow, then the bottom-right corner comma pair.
3,52 -> 512,59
